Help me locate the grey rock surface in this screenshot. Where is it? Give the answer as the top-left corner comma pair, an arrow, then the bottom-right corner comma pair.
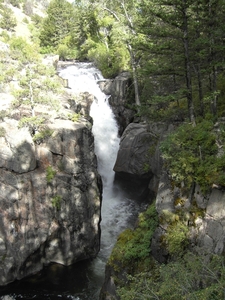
0,92 -> 102,286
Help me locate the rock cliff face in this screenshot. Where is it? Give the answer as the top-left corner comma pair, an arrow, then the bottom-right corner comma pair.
0,92 -> 102,286
98,72 -> 135,135
154,172 -> 225,260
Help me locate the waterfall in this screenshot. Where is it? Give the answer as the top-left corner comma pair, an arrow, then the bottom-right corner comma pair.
59,63 -> 119,195
59,63 -> 121,255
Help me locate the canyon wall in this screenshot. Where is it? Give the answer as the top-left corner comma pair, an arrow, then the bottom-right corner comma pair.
0,90 -> 102,286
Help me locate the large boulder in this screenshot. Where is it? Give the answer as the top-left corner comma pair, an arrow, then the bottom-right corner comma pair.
114,123 -> 157,177
113,122 -> 168,199
0,111 -> 102,286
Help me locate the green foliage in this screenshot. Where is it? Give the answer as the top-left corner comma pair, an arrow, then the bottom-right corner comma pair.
0,110 -> 8,120
84,38 -> 129,78
57,43 -> 70,61
164,221 -> 189,257
0,6 -> 17,31
9,0 -> 21,8
0,126 -> 6,137
67,113 -> 80,123
56,37 -> 78,61
160,210 -> 190,257
33,128 -> 54,144
117,252 -> 225,300
9,36 -> 40,63
160,120 -> 225,191
51,194 -> 61,210
109,202 -> 158,271
0,64 -> 15,83
39,0 -> 75,50
18,116 -> 45,129
46,165 -> 56,183
31,14 -> 44,28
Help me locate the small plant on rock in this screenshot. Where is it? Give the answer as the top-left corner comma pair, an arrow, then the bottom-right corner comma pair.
0,126 -> 6,137
33,128 -> 54,144
51,195 -> 62,210
46,165 -> 56,183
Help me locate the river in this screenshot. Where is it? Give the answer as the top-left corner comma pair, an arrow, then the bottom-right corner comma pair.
0,63 -> 147,300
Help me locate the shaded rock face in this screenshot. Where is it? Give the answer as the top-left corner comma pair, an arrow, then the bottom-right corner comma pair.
98,72 -> 135,135
0,116 -> 102,285
113,122 -> 168,200
153,172 -> 225,262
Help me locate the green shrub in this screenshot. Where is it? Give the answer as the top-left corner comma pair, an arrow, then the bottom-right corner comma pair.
57,44 -> 70,61
109,202 -> 158,271
51,195 -> 61,210
33,128 -> 54,143
117,252 -> 225,300
164,221 -> 189,257
9,0 -> 21,8
67,113 -> 80,123
9,36 -> 40,63
160,120 -> 225,192
18,116 -> 45,129
0,7 -> 17,31
0,126 -> 6,137
46,165 -> 56,183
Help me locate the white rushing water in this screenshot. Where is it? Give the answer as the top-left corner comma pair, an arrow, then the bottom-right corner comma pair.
0,63 -> 146,300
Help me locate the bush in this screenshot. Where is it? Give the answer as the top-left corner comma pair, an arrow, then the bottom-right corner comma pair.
51,195 -> 62,210
83,38 -> 129,78
46,165 -> 56,183
9,0 -> 21,8
160,120 -> 225,192
67,113 -> 80,123
0,126 -> 6,137
117,252 -> 225,300
109,202 -> 158,271
0,7 -> 17,31
9,36 -> 40,63
18,116 -> 45,130
33,128 -> 54,144
164,221 -> 189,257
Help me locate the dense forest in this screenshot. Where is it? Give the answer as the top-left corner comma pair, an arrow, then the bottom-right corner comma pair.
1,0 -> 225,298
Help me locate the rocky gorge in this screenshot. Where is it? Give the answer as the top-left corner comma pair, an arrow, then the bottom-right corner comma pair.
0,57 -> 225,298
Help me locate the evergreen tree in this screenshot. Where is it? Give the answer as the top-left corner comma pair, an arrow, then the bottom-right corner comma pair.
39,0 -> 75,49
0,6 -> 17,31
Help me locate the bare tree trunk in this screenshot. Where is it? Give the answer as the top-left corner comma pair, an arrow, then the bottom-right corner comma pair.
128,44 -> 141,106
207,0 -> 218,118
104,1 -> 141,106
194,63 -> 204,116
182,0 -> 195,125
29,79 -> 35,117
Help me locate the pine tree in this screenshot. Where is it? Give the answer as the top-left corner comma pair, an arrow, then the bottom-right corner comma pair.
39,0 -> 75,49
0,6 -> 17,31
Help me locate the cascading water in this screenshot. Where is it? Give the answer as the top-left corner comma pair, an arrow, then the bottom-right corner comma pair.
0,63 -> 146,300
